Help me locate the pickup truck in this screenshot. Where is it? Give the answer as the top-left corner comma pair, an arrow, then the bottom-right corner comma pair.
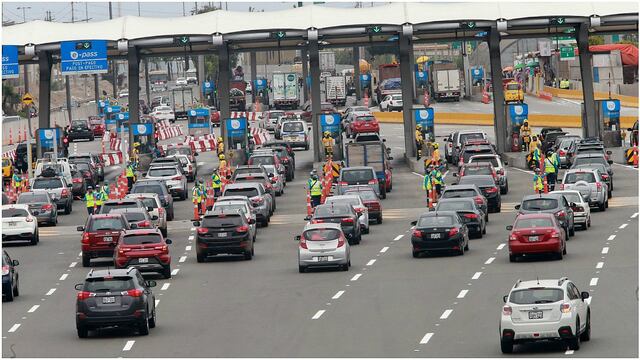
344,141 -> 393,198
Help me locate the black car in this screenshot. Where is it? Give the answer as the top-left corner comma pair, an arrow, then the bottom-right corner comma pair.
460,144 -> 496,165
515,194 -> 576,238
410,211 -> 469,257
440,184 -> 488,221
308,204 -> 362,245
131,180 -> 175,221
70,168 -> 88,198
541,131 -> 568,153
70,160 -> 98,188
2,250 -> 19,302
68,120 -> 95,141
457,175 -> 501,213
194,211 -> 255,262
434,198 -> 486,238
262,141 -> 295,159
75,268 -> 157,338
68,153 -> 105,181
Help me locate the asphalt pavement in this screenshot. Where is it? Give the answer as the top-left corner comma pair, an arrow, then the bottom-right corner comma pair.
2,121 -> 638,357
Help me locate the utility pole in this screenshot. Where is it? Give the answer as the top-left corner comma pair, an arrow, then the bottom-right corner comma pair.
109,2 -> 117,97
137,2 -> 141,16
182,2 -> 186,16
85,3 -> 88,22
17,6 -> 30,23
71,2 -> 75,23
17,7 -> 31,95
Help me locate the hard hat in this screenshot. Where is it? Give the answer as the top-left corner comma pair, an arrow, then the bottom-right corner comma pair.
416,125 -> 422,130
547,151 -> 553,156
433,143 -> 439,149
217,136 -> 223,142
324,131 -> 330,136
133,142 -> 140,147
219,154 -> 225,160
87,185 -> 93,189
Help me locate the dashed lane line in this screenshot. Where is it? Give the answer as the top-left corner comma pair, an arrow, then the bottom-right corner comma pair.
122,340 -> 135,351
590,278 -> 599,286
366,259 -> 376,266
185,245 -> 192,251
45,288 -> 56,296
188,235 -> 195,241
311,310 -> 326,320
59,274 -> 68,281
596,262 -> 604,269
608,235 -> 616,241
510,167 -> 534,175
380,247 -> 389,253
393,234 -> 404,241
8,324 -> 21,333
332,291 -> 345,300
602,247 -> 609,254
69,262 -> 77,268
27,305 -> 40,313
631,213 -> 639,218
161,283 -> 171,291
179,256 -> 187,263
171,269 -> 180,276
155,299 -> 160,307
619,223 -> 628,229
419,332 -> 434,344
484,257 -> 495,264
496,243 -> 506,250
440,309 -> 453,320
457,290 -> 469,299
350,274 -> 362,281
472,272 -> 482,280
565,350 -> 575,355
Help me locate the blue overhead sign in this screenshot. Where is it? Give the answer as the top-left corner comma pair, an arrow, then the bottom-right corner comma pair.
38,128 -> 61,149
414,108 -> 434,128
225,118 -> 247,138
132,123 -> 153,136
202,81 -> 214,94
254,79 -> 267,92
2,45 -> 19,79
603,99 -> 620,118
188,108 -> 210,117
116,112 -> 130,121
471,67 -> 484,80
508,103 -> 528,126
105,105 -> 121,114
61,40 -> 108,75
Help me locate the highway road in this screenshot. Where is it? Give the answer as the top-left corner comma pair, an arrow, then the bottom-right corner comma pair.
2,119 -> 638,357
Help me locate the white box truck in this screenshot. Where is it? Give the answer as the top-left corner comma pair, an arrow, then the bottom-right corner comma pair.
432,65 -> 461,102
319,51 -> 336,74
325,76 -> 347,107
272,73 -> 300,110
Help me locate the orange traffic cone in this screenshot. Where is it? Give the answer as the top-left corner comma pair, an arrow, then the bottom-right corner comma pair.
427,189 -> 433,209
192,202 -> 201,221
543,175 -> 549,194
306,191 -> 313,217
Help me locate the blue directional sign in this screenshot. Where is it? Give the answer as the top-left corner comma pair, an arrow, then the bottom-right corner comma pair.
132,123 -> 153,136
188,108 -> 210,117
2,45 -> 19,79
38,128 -> 61,148
254,79 -> 267,92
116,112 -> 129,121
414,108 -> 434,128
360,74 -> 371,88
508,103 -> 528,127
105,105 -> 121,114
202,81 -> 214,94
61,40 -> 108,75
225,118 -> 247,138
471,67 -> 484,80
603,99 -> 620,118
320,114 -> 341,135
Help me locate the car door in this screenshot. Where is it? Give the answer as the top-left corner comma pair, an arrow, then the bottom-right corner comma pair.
137,271 -> 155,314
567,283 -> 587,331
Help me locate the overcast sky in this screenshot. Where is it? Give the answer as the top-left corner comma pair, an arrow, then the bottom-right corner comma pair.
2,1 -> 379,24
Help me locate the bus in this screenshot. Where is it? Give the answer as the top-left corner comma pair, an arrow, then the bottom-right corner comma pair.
149,70 -> 169,92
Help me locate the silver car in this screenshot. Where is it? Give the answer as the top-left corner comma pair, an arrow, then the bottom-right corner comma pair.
210,201 -> 257,242
551,190 -> 591,230
261,111 -> 286,132
297,222 -> 350,273
222,183 -> 273,227
263,164 -> 285,196
144,165 -> 188,201
125,193 -> 168,236
324,195 -> 370,234
16,191 -> 58,226
559,169 -> 608,211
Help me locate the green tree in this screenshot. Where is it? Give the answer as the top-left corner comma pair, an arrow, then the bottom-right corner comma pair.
2,82 -> 20,115
589,35 -> 605,45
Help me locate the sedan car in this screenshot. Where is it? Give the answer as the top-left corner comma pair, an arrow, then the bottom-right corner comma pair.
307,204 -> 361,245
551,190 -> 591,230
324,195 -> 370,234
297,223 -> 350,273
515,194 -> 576,238
343,186 -> 382,224
194,211 -> 255,262
2,205 -> 38,245
410,211 -> 469,257
16,191 -> 58,226
113,228 -> 173,278
434,198 -> 486,238
144,165 -> 188,201
260,111 -> 286,132
68,119 -> 95,141
457,175 -> 501,213
2,251 -> 20,302
507,213 -> 567,261
167,154 -> 196,182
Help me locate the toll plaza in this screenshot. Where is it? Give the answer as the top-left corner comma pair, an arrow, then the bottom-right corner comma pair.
225,117 -> 248,166
187,108 -> 212,137
104,105 -> 122,130
506,103 -> 528,151
320,113 -> 343,160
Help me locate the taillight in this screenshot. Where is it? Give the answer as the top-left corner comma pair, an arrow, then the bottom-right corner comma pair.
72,178 -> 83,183
63,138 -> 69,144
368,179 -> 379,185
2,265 -> 10,276
41,204 -> 53,211
448,227 -> 459,237
448,143 -> 452,148
311,219 -> 324,224
197,227 -> 209,234
172,176 -> 182,181
251,196 -> 264,205
596,182 -> 603,192
550,231 -> 560,239
463,213 -> 478,219
555,210 -> 566,218
354,206 -> 365,214
299,236 -> 308,249
485,187 -> 498,193
572,205 -> 584,212
341,217 -> 355,224
61,189 -> 70,197
339,181 -> 348,186
77,291 -> 95,300
272,176 -> 279,182
502,305 -> 512,315
118,246 -> 132,255
158,207 -> 164,216
25,216 -> 34,222
153,244 -> 168,252
509,233 -> 518,241
559,150 -> 566,156
559,184 -> 565,190
236,225 -> 249,233
601,174 -> 609,180
81,233 -> 90,244
412,229 -> 423,237
126,289 -> 143,297
138,220 -> 151,227
474,196 -> 484,205
560,303 -> 571,313
497,169 -> 504,175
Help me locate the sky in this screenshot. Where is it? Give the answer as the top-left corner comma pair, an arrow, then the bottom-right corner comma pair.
2,1 -> 379,24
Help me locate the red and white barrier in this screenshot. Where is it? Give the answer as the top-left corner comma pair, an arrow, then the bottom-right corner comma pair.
229,111 -> 259,121
250,127 -> 271,145
101,151 -> 124,166
3,149 -> 16,161
156,124 -> 184,140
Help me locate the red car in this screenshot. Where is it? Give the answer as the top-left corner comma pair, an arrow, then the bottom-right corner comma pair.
89,116 -> 105,137
210,106 -> 220,127
507,213 -> 566,262
77,213 -> 130,267
344,186 -> 383,224
348,114 -> 380,137
114,228 -> 173,279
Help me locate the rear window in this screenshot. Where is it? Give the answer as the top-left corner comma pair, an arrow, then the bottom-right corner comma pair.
2,159 -> 11,167
459,177 -> 495,187
282,122 -> 304,132
565,172 -> 596,184
148,167 -> 178,177
303,229 -> 342,241
75,163 -> 91,172
556,192 -> 582,204
314,205 -> 351,217
234,168 -> 263,177
138,198 -> 157,208
341,169 -> 374,182
17,193 -> 49,203
2,208 -> 29,217
165,148 -> 191,156
459,133 -> 484,144
356,116 -> 375,122
202,215 -> 244,227
132,184 -> 165,195
345,190 -> 377,201
250,156 -> 274,166
224,188 -> 259,198
506,83 -> 520,90
83,277 -> 135,292
514,218 -> 554,229
121,212 -> 147,222
88,217 -> 125,231
436,201 -> 474,211
509,288 -> 564,305
101,202 -> 140,213
212,204 -> 248,215
470,157 -> 499,167
235,175 -> 267,182
462,166 -> 493,176
442,189 -> 478,199
32,178 -> 63,189
418,215 -> 455,227
573,157 -> 606,167
122,234 -> 162,245
72,120 -> 88,127
325,197 -> 360,207
521,198 -> 559,211
269,112 -> 285,119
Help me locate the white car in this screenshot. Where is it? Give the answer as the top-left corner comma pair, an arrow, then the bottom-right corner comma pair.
2,204 -> 39,245
551,190 -> 591,230
118,90 -> 129,98
263,164 -> 285,196
297,222 -> 350,273
186,76 -> 198,84
176,78 -> 188,86
167,154 -> 197,182
378,94 -> 403,112
144,165 -> 188,201
323,194 -> 370,234
124,193 -> 168,236
500,278 -> 591,353
152,105 -> 175,123
210,201 -> 256,242
468,154 -> 509,194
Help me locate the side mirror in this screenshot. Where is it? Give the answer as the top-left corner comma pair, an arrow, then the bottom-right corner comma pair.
428,207 -> 435,212
12,260 -> 19,266
606,150 -> 612,155
248,218 -> 255,224
503,295 -> 508,303
557,179 -> 562,184
503,161 -> 508,165
382,139 -> 387,142
295,235 -> 301,241
607,159 -> 613,164
308,127 -> 312,131
506,225 -> 513,231
77,226 -> 85,232
581,291 -> 590,300
304,215 -> 311,221
514,204 -> 521,210
165,239 -> 172,244
151,215 -> 159,220
194,152 -> 199,156
75,284 -> 84,290
147,280 -> 157,288
147,207 -> 154,212
388,157 -> 394,160
142,172 -> 147,177
410,220 -> 417,226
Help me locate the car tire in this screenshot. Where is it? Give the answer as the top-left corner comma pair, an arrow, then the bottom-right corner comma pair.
563,243 -> 567,255
605,199 -> 609,208
482,224 -> 487,234
380,187 -> 387,200
262,219 -> 269,227
82,253 -> 91,267
598,202 -> 605,212
568,320 -> 581,350
148,308 -> 157,329
458,244 -> 465,256
196,252 -> 205,263
377,215 -> 383,224
485,212 -> 489,222
13,277 -> 19,297
580,312 -> 591,341
4,281 -> 14,301
138,317 -> 150,336
412,251 -> 420,258
342,263 -> 349,271
556,249 -> 564,260
509,254 -> 516,262
587,216 -> 591,228
569,225 -> 575,237
162,266 -> 172,279
464,241 -> 469,251
500,339 -> 513,354
244,249 -> 253,260
65,203 -> 71,215
90,135 -> 95,141
298,265 -> 306,273
363,226 -> 370,234
77,326 -> 89,338
305,143 -> 309,151
30,231 -> 38,245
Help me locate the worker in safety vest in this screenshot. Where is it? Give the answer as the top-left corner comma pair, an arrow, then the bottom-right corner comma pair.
431,165 -> 444,196
544,151 -> 559,191
322,131 -> 335,158
520,120 -> 532,152
211,169 -> 222,197
125,161 -> 136,191
95,185 -> 108,213
533,168 -> 545,194
218,154 -> 228,176
131,142 -> 140,164
415,125 -> 424,160
560,79 -> 570,89
191,179 -> 205,214
432,142 -> 441,166
307,172 -> 323,208
422,165 -> 434,198
84,186 -> 96,215
11,172 -> 23,192
217,137 -> 224,156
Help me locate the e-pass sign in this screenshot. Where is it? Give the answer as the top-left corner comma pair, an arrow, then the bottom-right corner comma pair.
2,45 -> 19,79
38,128 -> 60,148
225,117 -> 247,138
61,40 -> 108,75
414,108 -> 434,128
508,103 -> 528,125
132,123 -> 153,135
320,114 -> 340,134
603,99 -> 620,118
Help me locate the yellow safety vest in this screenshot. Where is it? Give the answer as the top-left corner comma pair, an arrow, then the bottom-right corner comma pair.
322,137 -> 333,148
415,130 -> 423,142
310,180 -> 322,196
85,193 -> 95,207
544,158 -> 556,174
211,174 -> 221,189
533,176 -> 543,191
126,166 -> 134,178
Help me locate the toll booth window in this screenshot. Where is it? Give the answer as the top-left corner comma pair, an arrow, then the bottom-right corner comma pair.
137,137 -> 152,153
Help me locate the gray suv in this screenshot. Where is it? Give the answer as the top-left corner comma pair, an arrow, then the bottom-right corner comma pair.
30,176 -> 73,214
559,169 -> 609,212
515,193 -> 576,237
222,183 -> 273,227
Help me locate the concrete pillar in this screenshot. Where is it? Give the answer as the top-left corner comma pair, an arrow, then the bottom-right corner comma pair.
250,51 -> 257,106
128,47 -> 141,152
144,58 -> 151,106
38,52 -> 53,129
353,47 -> 361,101
577,22 -> 598,139
65,76 -> 73,126
112,60 -> 118,98
399,31 -> 416,159
197,55 -> 205,102
93,75 -> 100,108
23,65 -> 29,94
488,26 -> 508,154
302,48 -> 309,103
309,39 -> 322,162
218,43 -> 231,150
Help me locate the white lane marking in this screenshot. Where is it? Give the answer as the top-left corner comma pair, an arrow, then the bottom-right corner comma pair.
602,247 -> 609,254
190,227 -> 196,231
179,256 -> 187,263
380,247 -> 389,253
185,245 -> 192,251
565,349 -> 575,355
69,262 -> 77,268
122,340 -> 135,351
608,235 -> 616,241
27,305 -> 40,313
161,283 -> 171,291
197,162 -> 205,166
457,289 -> 469,299
412,172 -> 423,177
155,299 -> 160,307
497,243 -> 506,250
510,167 -> 534,175
45,288 -> 56,296
484,257 -> 495,264
393,234 -> 404,241
619,223 -> 628,229
440,309 -> 453,319
350,274 -> 362,281
78,252 -> 82,256
366,259 -> 376,266
596,262 -> 604,269
332,290 -> 345,299
631,212 -> 639,218
472,272 -> 482,280
419,332 -> 434,344
311,310 -> 326,320
188,235 -> 195,241
59,274 -> 68,281
171,269 -> 179,275
8,324 -> 21,333
589,278 -> 599,286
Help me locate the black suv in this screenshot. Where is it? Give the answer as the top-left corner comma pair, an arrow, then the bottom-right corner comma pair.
68,120 -> 95,142
75,268 -> 157,338
194,211 -> 255,262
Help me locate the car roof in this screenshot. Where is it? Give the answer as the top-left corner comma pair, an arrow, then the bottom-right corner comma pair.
225,183 -> 260,189
437,198 -> 475,204
89,213 -> 125,219
574,153 -> 606,158
522,193 -> 564,201
204,210 -> 243,217
103,199 -> 141,204
342,166 -> 374,171
565,168 -> 597,174
303,222 -> 342,231
444,184 -> 480,191
460,175 -> 495,181
86,268 -> 133,279
111,208 -> 147,214
463,162 -> 494,167
514,279 -> 566,290
121,228 -> 162,236
217,196 -> 251,202
420,210 -> 459,217
515,213 -> 555,219
326,195 -> 360,201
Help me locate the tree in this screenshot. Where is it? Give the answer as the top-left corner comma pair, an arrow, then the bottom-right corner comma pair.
2,82 -> 20,115
589,35 -> 605,46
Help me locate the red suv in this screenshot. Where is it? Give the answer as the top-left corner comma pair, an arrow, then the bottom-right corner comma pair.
114,228 -> 173,279
348,115 -> 380,137
77,214 -> 130,267
89,116 -> 105,137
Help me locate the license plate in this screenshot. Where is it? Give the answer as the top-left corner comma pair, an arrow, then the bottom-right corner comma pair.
528,310 -> 543,319
528,236 -> 539,242
138,258 -> 149,264
317,256 -> 329,262
102,296 -> 116,304
218,232 -> 228,237
430,233 -> 441,239
8,222 -> 16,226
103,236 -> 113,243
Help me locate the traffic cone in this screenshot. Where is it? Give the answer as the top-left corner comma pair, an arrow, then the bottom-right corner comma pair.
192,202 -> 200,221
109,183 -> 116,200
306,191 -> 313,217
543,176 -> 549,194
427,189 -> 433,209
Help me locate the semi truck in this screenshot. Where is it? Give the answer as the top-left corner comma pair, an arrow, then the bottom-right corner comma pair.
344,141 -> 393,198
325,75 -> 347,107
375,63 -> 402,104
431,62 -> 461,102
272,73 -> 299,110
229,80 -> 247,111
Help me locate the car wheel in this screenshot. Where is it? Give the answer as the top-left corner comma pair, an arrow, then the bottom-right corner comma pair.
196,252 -> 205,263
179,191 -> 187,201
148,308 -> 157,328
380,187 -> 387,200
587,216 -> 591,228
262,219 -> 269,227
412,251 -> 420,258
608,190 -> 612,198
90,135 -> 95,141
298,265 -> 306,273
77,326 -> 89,338
305,143 -> 309,151
500,338 -> 513,354
30,231 -> 38,245
482,224 -> 487,234
4,280 -> 14,301
568,320 -> 581,350
563,242 -> 567,255
569,225 -> 575,237
464,240 -> 469,251
598,201 -> 606,212
509,254 -> 516,262
363,226 -> 370,234
342,263 -> 349,271
605,199 -> 609,208
556,249 -> 564,260
377,215 -> 383,224
244,250 -> 253,260
82,253 -> 91,267
65,203 -> 72,215
580,312 -> 591,341
162,266 -> 172,279
485,212 -> 489,222
161,227 -> 167,237
458,243 -> 465,256
138,316 -> 150,336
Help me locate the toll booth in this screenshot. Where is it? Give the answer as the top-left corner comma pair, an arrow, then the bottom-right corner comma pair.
415,69 -> 429,94
225,117 -> 248,166
187,108 -> 212,137
414,108 -> 435,141
506,103 -> 528,152
202,81 -> 215,107
36,127 -> 67,159
104,105 -> 122,131
596,99 -> 622,147
320,113 -> 343,160
131,122 -> 155,171
359,74 -> 372,102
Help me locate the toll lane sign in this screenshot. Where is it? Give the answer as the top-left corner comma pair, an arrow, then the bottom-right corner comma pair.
2,45 -> 19,79
61,40 -> 108,75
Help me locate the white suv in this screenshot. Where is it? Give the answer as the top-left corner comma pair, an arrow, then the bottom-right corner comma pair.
500,278 -> 591,354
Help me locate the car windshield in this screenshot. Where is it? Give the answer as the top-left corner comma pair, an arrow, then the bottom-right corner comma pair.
418,216 -> 455,227
470,157 -> 499,167
565,172 -> 596,184
303,229 -> 342,241
148,167 -> 178,177
282,122 -> 304,132
135,198 -> 157,208
459,133 -> 484,144
2,159 -> 11,166
75,163 -> 91,172
120,212 -> 147,222
2,208 -> 29,217
250,156 -> 274,166
72,120 -> 87,127
341,170 -> 374,182
559,138 -> 578,147
234,168 -> 263,176
224,188 -> 259,198
459,177 -> 495,187
166,148 -> 191,156
514,218 -> 554,228
83,277 -> 135,292
521,198 -> 558,211
89,217 -> 125,231
17,193 -> 49,203
122,234 -> 162,245
509,288 -> 564,304
202,215 -> 244,227
437,201 -> 474,211
573,157 -> 607,167
32,178 -> 63,189
132,184 -> 164,195
314,205 -> 351,217
442,189 -> 477,198
462,166 -> 493,176
212,204 -> 247,215
269,112 -> 285,119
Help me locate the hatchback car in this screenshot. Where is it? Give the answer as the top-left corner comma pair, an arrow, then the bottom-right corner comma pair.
30,176 -> 73,214
16,191 -> 58,226
2,251 -> 20,302
515,194 -> 576,238
500,278 -> 591,353
507,213 -> 567,261
440,184 -> 488,221
114,229 -> 173,278
75,268 -> 157,338
551,190 -> 591,230
410,211 -> 469,257
68,153 -> 105,181
343,186 -> 382,224
78,213 -> 130,267
222,183 -> 273,227
347,114 -> 380,137
297,223 -> 350,273
262,145 -> 295,181
457,175 -> 501,213
324,195 -> 370,234
337,166 -> 383,199
553,135 -> 581,168
125,193 -> 168,236
434,198 -> 486,238
263,164 -> 285,196
261,110 -> 286,132
559,169 -> 608,212
111,208 -> 157,230
210,201 -> 257,242
194,211 -> 255,262
144,165 -> 187,201
307,204 -> 362,245
167,154 -> 196,182
2,204 -> 39,245
164,145 -> 197,164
